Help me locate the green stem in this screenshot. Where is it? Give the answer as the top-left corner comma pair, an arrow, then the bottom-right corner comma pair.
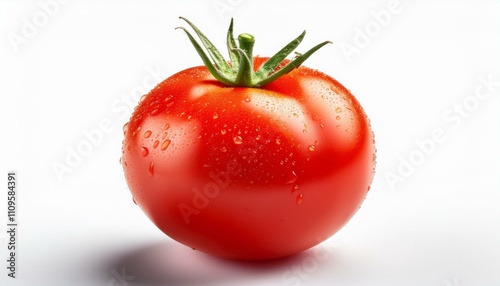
233,33 -> 255,86
178,17 -> 331,88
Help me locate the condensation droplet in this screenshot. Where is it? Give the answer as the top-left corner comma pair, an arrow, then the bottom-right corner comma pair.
220,146 -> 227,152
139,94 -> 147,102
122,123 -> 129,135
132,197 -> 137,205
335,107 -> 342,113
144,130 -> 152,138
140,147 -> 149,157
291,184 -> 300,194
153,140 -> 159,149
308,145 -> 316,152
162,132 -> 168,139
213,113 -> 219,119
244,98 -> 251,102
296,194 -> 303,205
286,171 -> 298,184
233,136 -> 243,145
119,157 -> 122,165
164,123 -> 170,130
220,129 -> 227,135
275,138 -> 281,145
149,162 -> 155,176
336,115 -> 341,120
161,140 -> 171,151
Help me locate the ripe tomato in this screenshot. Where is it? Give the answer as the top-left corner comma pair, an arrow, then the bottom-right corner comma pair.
122,18 -> 375,260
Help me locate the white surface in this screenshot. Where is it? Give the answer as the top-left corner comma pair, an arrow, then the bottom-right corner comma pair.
1,0 -> 499,285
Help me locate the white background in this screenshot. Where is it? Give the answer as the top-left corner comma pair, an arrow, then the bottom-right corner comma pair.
1,0 -> 499,285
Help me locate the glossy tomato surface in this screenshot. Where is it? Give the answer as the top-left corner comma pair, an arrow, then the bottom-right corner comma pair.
122,57 -> 375,260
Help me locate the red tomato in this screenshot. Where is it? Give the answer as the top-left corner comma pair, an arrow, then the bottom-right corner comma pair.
122,18 -> 375,260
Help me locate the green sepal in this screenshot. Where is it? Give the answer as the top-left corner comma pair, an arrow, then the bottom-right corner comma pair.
178,17 -> 331,88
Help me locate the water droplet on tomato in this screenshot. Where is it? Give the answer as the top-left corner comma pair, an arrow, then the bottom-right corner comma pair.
164,123 -> 170,130
286,171 -> 298,184
291,184 -> 300,194
139,94 -> 147,102
122,123 -> 129,135
336,115 -> 341,120
132,197 -> 137,205
296,194 -> 303,205
275,138 -> 281,145
220,129 -> 227,135
162,132 -> 168,139
144,130 -> 152,138
220,146 -> 227,152
308,145 -> 316,152
244,97 -> 251,102
149,162 -> 155,176
335,107 -> 342,113
161,140 -> 171,151
233,136 -> 243,145
140,147 -> 149,157
213,113 -> 219,119
150,108 -> 159,116
119,157 -> 122,165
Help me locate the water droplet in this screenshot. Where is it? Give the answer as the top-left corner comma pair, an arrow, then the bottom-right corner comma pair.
275,138 -> 281,145
292,113 -> 299,118
144,130 -> 152,138
162,132 -> 168,139
220,146 -> 227,152
296,194 -> 303,205
153,140 -> 159,148
303,129 -> 307,134
308,145 -> 316,152
139,94 -> 147,102
122,123 -> 129,135
336,115 -> 341,120
291,184 -> 300,194
140,147 -> 149,157
244,97 -> 251,102
335,107 -> 342,113
233,136 -> 243,145
119,157 -> 123,165
132,197 -> 137,205
220,129 -> 227,135
149,162 -> 155,176
161,140 -> 171,151
164,123 -> 170,130
213,113 -> 219,119
150,109 -> 159,116
286,171 -> 298,184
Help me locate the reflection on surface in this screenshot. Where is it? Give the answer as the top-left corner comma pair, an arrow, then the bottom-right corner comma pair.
102,239 -> 335,286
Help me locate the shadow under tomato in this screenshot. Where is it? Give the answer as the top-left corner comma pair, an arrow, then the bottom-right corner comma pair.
104,239 -> 321,286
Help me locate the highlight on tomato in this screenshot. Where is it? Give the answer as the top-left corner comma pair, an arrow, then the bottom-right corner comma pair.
121,17 -> 376,260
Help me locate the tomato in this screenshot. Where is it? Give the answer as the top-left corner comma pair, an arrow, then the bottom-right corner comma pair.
121,18 -> 376,260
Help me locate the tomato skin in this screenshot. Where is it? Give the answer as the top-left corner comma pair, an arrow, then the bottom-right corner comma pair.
122,57 -> 375,260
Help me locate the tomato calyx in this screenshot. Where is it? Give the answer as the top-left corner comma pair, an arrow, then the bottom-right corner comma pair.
176,17 -> 332,88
